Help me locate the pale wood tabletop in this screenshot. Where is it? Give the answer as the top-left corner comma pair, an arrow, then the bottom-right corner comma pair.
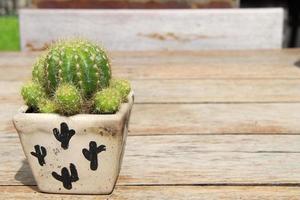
1,49 -> 300,199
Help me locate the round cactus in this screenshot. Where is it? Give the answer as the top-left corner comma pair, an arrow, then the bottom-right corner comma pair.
21,38 -> 131,115
32,54 -> 47,88
55,83 -> 82,115
21,82 -> 45,108
94,88 -> 121,114
38,99 -> 57,113
33,39 -> 111,97
110,79 -> 131,102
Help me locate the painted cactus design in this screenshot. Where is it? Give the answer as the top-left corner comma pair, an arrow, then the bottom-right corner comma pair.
30,145 -> 47,166
82,141 -> 106,170
53,122 -> 75,149
52,163 -> 79,190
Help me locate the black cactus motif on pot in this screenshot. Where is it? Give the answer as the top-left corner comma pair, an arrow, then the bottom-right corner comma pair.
52,163 -> 79,190
82,141 -> 106,170
53,122 -> 75,149
30,145 -> 47,166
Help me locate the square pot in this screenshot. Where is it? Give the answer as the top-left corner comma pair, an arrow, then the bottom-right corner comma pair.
13,92 -> 134,194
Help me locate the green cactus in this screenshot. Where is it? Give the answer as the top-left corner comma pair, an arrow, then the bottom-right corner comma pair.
21,82 -> 45,108
32,54 -> 47,88
38,99 -> 57,113
110,79 -> 131,102
21,38 -> 131,115
94,88 -> 121,114
55,83 -> 82,115
39,39 -> 111,97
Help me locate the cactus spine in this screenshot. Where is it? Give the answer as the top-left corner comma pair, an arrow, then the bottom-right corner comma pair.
21,39 -> 131,115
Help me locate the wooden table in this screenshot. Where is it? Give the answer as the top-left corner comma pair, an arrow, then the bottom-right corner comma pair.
1,49 -> 300,199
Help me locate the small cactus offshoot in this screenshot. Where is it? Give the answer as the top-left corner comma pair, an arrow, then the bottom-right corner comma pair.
20,38 -> 131,115
110,79 -> 131,102
55,83 -> 82,115
94,88 -> 121,114
21,82 -> 45,109
38,99 -> 57,113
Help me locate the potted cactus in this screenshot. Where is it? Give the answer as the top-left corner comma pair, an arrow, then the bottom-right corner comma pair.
13,39 -> 134,194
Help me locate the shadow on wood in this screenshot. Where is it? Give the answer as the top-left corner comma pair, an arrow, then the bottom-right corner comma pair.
294,60 -> 300,68
14,159 -> 37,189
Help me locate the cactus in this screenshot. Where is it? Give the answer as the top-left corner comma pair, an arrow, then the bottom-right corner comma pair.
110,79 -> 131,102
82,141 -> 106,170
30,145 -> 47,166
32,54 -> 47,88
55,83 -> 82,115
38,99 -> 57,113
21,82 -> 45,109
53,122 -> 75,149
21,38 -> 131,115
52,163 -> 79,190
39,39 -> 111,96
94,88 -> 121,114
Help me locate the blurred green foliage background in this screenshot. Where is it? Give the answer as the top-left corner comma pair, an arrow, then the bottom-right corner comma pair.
0,16 -> 20,51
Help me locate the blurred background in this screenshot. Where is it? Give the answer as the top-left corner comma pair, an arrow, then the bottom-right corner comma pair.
0,0 -> 299,51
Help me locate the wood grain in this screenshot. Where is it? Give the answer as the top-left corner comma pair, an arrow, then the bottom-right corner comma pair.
3,134 -> 300,185
19,9 -> 283,51
1,50 -> 300,81
1,49 -> 300,197
132,79 -> 300,103
130,103 -> 300,135
2,185 -> 300,200
2,103 -> 300,135
3,79 -> 300,104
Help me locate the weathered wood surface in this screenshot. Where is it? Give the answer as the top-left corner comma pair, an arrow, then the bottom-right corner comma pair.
1,50 -> 300,80
2,186 -> 300,200
3,135 -> 300,186
4,79 -> 300,103
2,103 -> 300,135
1,49 -> 300,198
1,50 -> 300,136
19,8 -> 283,51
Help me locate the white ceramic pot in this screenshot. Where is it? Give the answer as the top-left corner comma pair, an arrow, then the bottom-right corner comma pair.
13,92 -> 134,194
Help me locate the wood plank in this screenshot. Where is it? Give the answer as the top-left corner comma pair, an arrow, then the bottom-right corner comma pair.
132,79 -> 300,103
1,50 -> 300,80
3,79 -> 300,104
3,135 -> 300,185
2,185 -> 300,199
130,103 -> 300,135
2,103 -> 300,135
19,9 -> 283,51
